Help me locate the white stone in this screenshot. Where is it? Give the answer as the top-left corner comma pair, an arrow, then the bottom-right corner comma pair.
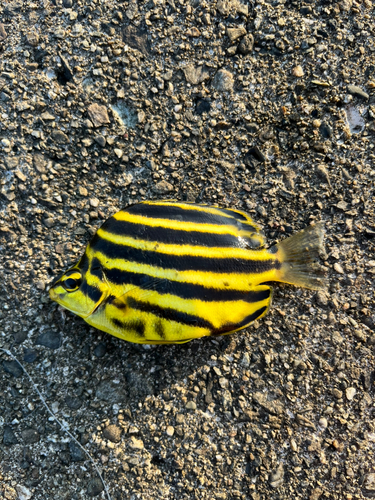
346,387 -> 356,400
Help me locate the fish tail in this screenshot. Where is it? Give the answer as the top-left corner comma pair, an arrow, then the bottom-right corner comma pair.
275,222 -> 327,290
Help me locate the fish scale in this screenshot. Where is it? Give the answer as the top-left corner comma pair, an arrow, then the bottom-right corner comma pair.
49,200 -> 326,344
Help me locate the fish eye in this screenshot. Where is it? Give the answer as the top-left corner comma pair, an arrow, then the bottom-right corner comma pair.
62,278 -> 79,292
61,271 -> 82,292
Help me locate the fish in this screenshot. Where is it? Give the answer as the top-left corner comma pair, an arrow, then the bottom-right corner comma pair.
49,200 -> 326,344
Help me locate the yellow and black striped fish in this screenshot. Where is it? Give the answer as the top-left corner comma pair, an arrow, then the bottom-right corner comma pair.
49,201 -> 326,344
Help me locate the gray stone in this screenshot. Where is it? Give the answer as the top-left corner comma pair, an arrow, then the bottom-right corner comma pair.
2,360 -> 23,378
41,111 -> 55,121
23,349 -> 37,363
94,135 -> 106,147
125,0 -> 138,20
21,428 -> 39,444
227,26 -> 246,43
35,331 -> 62,349
364,473 -> 375,491
212,69 -> 234,92
65,396 -> 83,410
15,485 -> 32,500
93,342 -> 107,358
122,25 -> 150,55
186,401 -> 197,410
3,425 -> 19,445
253,392 -> 283,415
96,380 -> 127,403
26,31 -> 39,46
69,441 -> 85,462
153,180 -> 173,194
183,64 -> 210,85
87,477 -> 104,497
238,34 -> 254,54
33,153 -> 47,173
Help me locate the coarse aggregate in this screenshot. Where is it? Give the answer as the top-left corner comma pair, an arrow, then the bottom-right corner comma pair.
0,0 -> 375,499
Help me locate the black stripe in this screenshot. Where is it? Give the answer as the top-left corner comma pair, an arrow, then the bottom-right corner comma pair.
106,294 -> 127,310
90,257 -> 103,280
211,305 -> 268,336
103,266 -> 271,303
81,278 -> 102,303
78,253 -> 90,274
50,271 -> 65,288
65,269 -> 79,278
217,208 -> 248,222
124,203 -> 256,229
90,235 -> 280,274
218,208 -> 259,233
155,320 -> 166,339
101,217 -> 248,248
111,318 -> 145,338
127,297 -> 213,330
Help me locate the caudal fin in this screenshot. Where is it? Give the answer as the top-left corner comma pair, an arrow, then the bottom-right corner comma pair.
276,222 -> 327,290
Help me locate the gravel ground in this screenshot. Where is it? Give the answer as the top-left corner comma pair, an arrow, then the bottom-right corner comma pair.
1,0 -> 375,499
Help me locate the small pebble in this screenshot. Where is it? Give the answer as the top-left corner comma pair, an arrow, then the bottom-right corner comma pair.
332,388 -> 343,399
0,23 -> 7,41
346,387 -> 356,401
153,180 -> 173,194
212,69 -> 234,92
319,417 -> 328,430
334,262 -> 344,274
219,377 -> 229,389
90,198 -> 100,208
269,463 -> 284,488
290,438 -> 298,452
176,414 -> 185,424
226,26 -> 246,43
94,135 -> 106,147
166,426 -> 175,436
87,103 -> 110,127
21,428 -> 39,444
347,84 -> 369,100
103,424 -> 122,443
3,425 -> 19,446
35,331 -> 62,350
128,436 -> 144,450
292,65 -> 304,77
16,485 -> 32,500
238,34 -> 254,54
87,477 -> 104,497
69,441 -> 85,462
93,342 -> 107,358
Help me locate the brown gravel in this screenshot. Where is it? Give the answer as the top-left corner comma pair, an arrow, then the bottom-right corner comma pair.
0,1 -> 375,499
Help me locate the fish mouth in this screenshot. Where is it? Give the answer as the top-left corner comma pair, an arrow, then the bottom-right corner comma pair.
48,287 -> 90,318
49,288 -> 59,301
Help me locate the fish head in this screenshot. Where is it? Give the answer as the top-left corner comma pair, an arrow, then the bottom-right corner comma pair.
49,261 -> 107,318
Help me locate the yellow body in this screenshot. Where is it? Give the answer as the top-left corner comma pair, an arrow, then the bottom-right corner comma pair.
49,201 -> 325,344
